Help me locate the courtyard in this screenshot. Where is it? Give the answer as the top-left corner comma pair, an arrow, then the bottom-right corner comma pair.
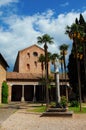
0,102 -> 86,130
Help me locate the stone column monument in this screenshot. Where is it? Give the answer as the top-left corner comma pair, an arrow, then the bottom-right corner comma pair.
55,58 -> 60,105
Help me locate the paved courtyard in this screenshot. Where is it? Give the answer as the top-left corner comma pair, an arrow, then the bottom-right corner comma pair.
0,103 -> 86,130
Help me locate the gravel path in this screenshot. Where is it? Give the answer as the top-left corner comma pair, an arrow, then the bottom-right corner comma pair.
0,107 -> 86,130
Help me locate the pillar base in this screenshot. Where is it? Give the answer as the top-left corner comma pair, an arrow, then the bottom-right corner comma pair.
33,97 -> 36,102
21,97 -> 25,102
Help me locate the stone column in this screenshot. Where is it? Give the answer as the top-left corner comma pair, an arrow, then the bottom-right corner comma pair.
33,85 -> 36,102
21,85 -> 25,102
55,58 -> 60,105
55,72 -> 60,103
8,83 -> 12,102
66,83 -> 70,102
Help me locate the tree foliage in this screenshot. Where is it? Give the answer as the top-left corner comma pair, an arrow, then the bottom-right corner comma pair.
2,81 -> 8,103
66,14 -> 86,101
37,34 -> 54,109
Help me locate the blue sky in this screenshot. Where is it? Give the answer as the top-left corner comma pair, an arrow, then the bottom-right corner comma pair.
16,0 -> 86,15
0,0 -> 86,71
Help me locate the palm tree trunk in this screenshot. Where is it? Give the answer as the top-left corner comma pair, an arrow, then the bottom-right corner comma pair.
41,63 -> 44,101
44,43 -> 49,110
82,42 -> 86,102
83,43 -> 86,97
41,62 -> 44,79
61,62 -> 64,95
63,54 -> 68,103
75,42 -> 82,111
54,63 -> 58,105
61,61 -> 64,84
77,60 -> 82,111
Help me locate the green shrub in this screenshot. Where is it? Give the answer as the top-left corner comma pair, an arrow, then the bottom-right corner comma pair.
60,96 -> 67,108
70,100 -> 79,107
50,102 -> 56,107
2,81 -> 8,103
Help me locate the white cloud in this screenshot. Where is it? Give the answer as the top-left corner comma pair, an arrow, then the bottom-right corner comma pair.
0,0 -> 18,7
0,10 -> 86,71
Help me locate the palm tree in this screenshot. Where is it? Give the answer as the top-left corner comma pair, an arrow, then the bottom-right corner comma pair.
79,14 -> 86,97
82,33 -> 86,98
59,55 -> 64,84
59,55 -> 64,96
38,54 -> 45,79
50,53 -> 59,72
59,44 -> 69,73
37,34 -> 54,109
47,52 -> 52,77
59,44 -> 69,102
66,23 -> 82,111
38,52 -> 52,102
38,54 -> 45,102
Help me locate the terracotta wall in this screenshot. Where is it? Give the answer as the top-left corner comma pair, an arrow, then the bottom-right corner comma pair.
17,45 -> 50,75
0,62 -> 7,103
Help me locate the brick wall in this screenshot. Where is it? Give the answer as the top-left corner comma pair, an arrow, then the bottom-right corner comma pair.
14,44 -> 50,75
0,62 -> 7,103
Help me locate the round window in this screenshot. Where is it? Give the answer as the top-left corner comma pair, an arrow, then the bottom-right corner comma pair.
33,52 -> 38,56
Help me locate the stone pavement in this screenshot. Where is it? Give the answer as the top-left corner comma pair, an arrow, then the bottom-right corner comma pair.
0,108 -> 16,125
0,103 -> 86,130
0,103 -> 19,126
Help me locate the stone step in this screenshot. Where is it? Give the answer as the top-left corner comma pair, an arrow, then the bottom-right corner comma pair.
41,111 -> 73,117
47,108 -> 67,112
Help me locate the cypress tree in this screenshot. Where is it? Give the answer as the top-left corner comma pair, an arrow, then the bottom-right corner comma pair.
2,81 -> 8,103
79,14 -> 85,25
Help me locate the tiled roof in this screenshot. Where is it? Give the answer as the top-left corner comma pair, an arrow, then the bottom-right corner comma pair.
19,44 -> 44,53
6,72 -> 42,80
6,72 -> 69,80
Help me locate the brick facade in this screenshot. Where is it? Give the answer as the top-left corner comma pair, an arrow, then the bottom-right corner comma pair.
14,44 -> 50,75
1,45 -> 70,103
0,54 -> 9,103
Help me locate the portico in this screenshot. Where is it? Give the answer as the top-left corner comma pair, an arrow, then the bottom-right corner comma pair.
7,75 -> 46,102
7,72 -> 69,103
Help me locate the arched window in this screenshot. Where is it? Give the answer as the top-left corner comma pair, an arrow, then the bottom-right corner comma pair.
34,61 -> 37,67
27,64 -> 30,70
27,52 -> 30,58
